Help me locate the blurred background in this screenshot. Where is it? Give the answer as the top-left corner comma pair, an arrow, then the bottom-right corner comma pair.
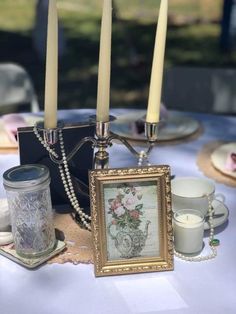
0,0 -> 236,114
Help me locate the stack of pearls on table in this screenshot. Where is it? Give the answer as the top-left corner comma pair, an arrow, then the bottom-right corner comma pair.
0,198 -> 13,245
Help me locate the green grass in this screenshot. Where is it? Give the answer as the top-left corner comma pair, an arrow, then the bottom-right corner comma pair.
0,0 -> 235,112
0,0 -> 35,32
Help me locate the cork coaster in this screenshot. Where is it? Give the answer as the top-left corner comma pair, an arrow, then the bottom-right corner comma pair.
197,141 -> 236,188
47,213 -> 93,265
0,147 -> 18,154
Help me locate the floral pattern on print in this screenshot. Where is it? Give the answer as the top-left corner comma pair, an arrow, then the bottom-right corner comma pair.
107,183 -> 144,229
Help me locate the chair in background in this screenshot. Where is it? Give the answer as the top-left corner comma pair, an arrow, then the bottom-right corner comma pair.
0,63 -> 39,113
162,66 -> 236,115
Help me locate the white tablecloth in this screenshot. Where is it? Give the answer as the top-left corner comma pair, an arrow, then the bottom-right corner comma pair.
0,110 -> 236,314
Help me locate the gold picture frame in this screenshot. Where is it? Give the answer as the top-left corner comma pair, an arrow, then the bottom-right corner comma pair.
89,165 -> 174,277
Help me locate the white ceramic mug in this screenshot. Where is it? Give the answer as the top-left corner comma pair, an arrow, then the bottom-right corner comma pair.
171,177 -> 225,217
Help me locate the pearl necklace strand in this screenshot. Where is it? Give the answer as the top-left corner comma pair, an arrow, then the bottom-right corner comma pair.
138,150 -> 151,166
174,196 -> 218,262
33,125 -> 91,231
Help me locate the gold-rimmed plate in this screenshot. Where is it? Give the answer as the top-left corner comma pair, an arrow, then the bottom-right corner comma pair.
111,111 -> 200,142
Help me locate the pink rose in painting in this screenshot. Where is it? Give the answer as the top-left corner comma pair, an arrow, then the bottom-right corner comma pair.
114,206 -> 125,217
123,194 -> 136,211
110,198 -> 121,211
129,210 -> 140,220
108,184 -> 144,229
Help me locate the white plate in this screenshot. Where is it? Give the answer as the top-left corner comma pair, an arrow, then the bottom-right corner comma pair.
211,143 -> 236,179
111,111 -> 200,142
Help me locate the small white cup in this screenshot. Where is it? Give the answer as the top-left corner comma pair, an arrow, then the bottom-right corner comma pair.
171,177 -> 225,217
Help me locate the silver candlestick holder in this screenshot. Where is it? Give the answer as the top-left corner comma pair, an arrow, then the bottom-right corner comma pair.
35,115 -> 160,169
94,116 -> 160,168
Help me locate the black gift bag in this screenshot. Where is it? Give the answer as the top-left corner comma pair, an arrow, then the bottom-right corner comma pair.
18,122 -> 95,215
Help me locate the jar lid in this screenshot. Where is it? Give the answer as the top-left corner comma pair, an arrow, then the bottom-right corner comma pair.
3,164 -> 50,189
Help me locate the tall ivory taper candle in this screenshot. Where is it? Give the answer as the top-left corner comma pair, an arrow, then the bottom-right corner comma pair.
146,0 -> 168,123
96,0 -> 112,122
44,0 -> 58,129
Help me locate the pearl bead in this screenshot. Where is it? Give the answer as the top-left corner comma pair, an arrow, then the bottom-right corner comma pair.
33,124 -> 91,230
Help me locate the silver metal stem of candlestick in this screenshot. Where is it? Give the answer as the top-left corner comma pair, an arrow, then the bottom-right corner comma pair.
93,116 -> 116,169
36,122 -> 63,146
145,122 -> 159,143
43,128 -> 59,146
96,120 -> 110,139
95,120 -> 110,168
143,121 -> 159,157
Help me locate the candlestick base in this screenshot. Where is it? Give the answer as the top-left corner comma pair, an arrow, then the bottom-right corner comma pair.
94,151 -> 109,169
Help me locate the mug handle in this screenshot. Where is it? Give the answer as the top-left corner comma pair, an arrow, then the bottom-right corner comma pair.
214,193 -> 226,204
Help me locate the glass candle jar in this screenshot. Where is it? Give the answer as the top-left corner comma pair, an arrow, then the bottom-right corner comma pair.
3,164 -> 56,258
173,209 -> 205,255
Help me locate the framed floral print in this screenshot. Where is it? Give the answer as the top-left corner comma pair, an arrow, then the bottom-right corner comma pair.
89,165 -> 174,277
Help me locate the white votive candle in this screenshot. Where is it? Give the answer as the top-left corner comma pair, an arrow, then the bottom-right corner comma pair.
173,209 -> 204,255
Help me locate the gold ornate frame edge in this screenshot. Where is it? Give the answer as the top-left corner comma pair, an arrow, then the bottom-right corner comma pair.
89,165 -> 174,277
